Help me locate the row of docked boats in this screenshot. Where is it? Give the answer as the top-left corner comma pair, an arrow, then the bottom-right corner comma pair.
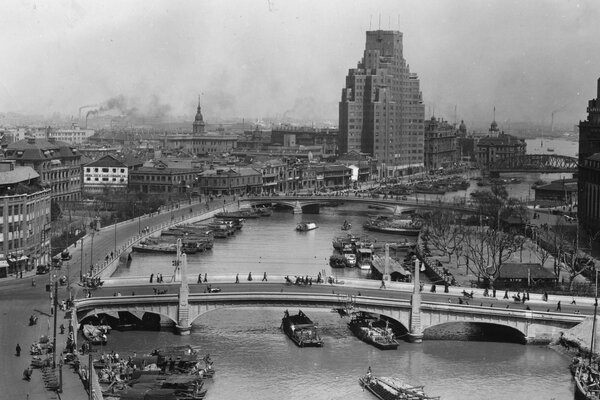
98,345 -> 215,400
215,207 -> 272,219
132,225 -> 215,254
281,310 -> 400,351
331,233 -> 375,269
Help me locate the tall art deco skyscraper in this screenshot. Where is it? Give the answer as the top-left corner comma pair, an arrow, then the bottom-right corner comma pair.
339,30 -> 425,177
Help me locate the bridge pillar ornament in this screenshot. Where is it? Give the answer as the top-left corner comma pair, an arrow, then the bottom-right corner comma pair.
176,250 -> 191,335
293,201 -> 303,214
408,256 -> 424,343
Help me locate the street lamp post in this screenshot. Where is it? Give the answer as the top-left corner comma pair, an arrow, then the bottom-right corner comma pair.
79,238 -> 84,281
114,218 -> 117,256
90,232 -> 94,274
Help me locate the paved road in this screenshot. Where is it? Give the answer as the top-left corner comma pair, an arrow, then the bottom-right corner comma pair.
84,280 -> 593,316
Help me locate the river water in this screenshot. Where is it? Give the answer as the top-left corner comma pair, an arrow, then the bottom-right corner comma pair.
111,205 -> 575,399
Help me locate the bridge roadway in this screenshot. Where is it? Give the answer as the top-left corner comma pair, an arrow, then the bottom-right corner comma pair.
75,278 -> 588,344
241,195 -> 476,214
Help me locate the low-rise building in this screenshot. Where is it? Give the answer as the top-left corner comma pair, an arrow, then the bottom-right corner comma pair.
49,123 -> 95,145
198,167 -> 262,195
476,131 -> 526,167
0,160 -> 52,275
252,159 -> 287,194
128,159 -> 203,197
82,155 -> 129,194
164,133 -> 238,156
485,262 -> 557,290
271,125 -> 338,156
534,179 -> 578,206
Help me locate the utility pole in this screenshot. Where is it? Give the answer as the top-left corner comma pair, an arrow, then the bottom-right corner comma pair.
80,238 -> 84,281
90,232 -> 94,275
52,281 -> 58,368
114,219 -> 117,256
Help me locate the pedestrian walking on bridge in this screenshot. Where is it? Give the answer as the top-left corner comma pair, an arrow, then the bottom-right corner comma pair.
16,343 -> 21,357
235,273 -> 239,283
262,272 -> 268,282
556,301 -> 562,312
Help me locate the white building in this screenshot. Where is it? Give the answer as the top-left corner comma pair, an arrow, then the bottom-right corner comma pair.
83,154 -> 128,193
50,124 -> 95,145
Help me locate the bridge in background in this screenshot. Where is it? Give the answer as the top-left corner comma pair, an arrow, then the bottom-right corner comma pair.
488,154 -> 578,177
241,195 -> 476,214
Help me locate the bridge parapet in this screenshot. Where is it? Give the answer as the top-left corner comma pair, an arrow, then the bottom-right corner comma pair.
74,291 -> 584,343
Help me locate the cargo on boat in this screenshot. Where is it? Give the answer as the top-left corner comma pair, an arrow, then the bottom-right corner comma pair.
348,312 -> 399,350
363,216 -> 422,236
296,222 -> 318,232
281,310 -> 323,347
359,373 -> 440,400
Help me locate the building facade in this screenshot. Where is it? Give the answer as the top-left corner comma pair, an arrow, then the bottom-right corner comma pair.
475,127 -> 526,167
339,30 -> 425,177
271,126 -> 338,156
579,78 -> 600,164
49,124 -> 95,145
82,155 -> 128,194
0,161 -> 52,275
423,117 -> 458,171
198,167 -> 262,195
128,159 -> 202,197
578,154 -> 600,233
4,137 -> 82,202
164,134 -> 238,155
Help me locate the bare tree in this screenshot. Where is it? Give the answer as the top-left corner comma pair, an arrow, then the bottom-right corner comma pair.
553,223 -> 595,292
421,210 -> 455,262
529,237 -> 553,272
463,225 -> 525,289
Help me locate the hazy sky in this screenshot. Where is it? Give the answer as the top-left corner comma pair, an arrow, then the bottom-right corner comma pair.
1,0 -> 599,127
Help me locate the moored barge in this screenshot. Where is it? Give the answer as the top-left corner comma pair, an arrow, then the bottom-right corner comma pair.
359,373 -> 439,400
281,310 -> 323,347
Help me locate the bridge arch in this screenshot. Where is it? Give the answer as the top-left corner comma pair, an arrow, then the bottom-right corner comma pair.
76,303 -> 179,328
424,321 -> 526,343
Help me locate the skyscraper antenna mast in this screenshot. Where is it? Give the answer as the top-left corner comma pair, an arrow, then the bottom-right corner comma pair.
379,14 -> 381,30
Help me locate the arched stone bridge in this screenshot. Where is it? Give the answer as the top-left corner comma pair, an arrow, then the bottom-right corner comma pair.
74,292 -> 583,344
488,154 -> 578,177
240,195 -> 476,214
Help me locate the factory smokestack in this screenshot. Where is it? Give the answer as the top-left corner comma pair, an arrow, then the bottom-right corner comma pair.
85,109 -> 98,129
79,105 -> 98,121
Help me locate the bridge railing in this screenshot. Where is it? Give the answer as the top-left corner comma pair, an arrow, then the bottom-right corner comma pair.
74,292 -> 585,325
88,199 -> 235,280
